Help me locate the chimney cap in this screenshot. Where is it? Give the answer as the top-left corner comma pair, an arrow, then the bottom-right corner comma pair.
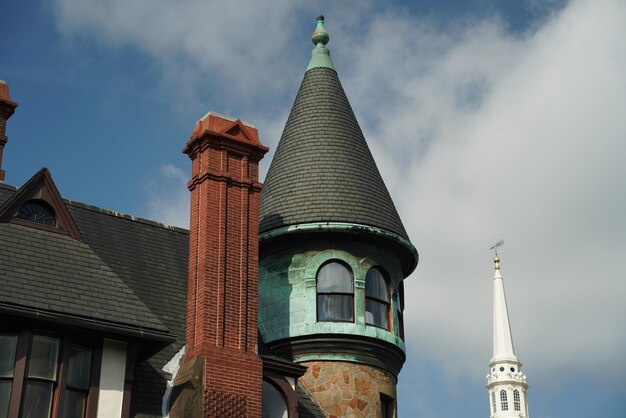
0,80 -> 17,105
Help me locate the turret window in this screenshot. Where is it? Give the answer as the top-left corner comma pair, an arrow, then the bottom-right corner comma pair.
491,391 -> 496,413
513,389 -> 521,411
317,261 -> 354,322
365,268 -> 390,329
500,389 -> 508,411
397,283 -> 405,339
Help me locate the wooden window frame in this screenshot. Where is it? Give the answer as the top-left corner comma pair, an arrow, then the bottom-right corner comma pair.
5,331 -> 102,418
365,267 -> 391,330
380,393 -> 395,418
316,260 -> 355,323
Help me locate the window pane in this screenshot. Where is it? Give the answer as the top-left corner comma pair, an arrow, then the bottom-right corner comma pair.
317,295 -> 354,321
0,335 -> 17,378
16,201 -> 55,226
59,389 -> 87,418
28,336 -> 60,380
21,381 -> 54,418
381,396 -> 394,418
366,300 -> 389,328
262,381 -> 287,418
317,262 -> 352,293
67,345 -> 92,390
0,381 -> 11,418
365,268 -> 388,301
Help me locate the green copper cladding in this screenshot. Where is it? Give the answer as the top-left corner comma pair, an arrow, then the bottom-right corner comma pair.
307,15 -> 335,71
259,222 -> 419,275
258,226 -> 415,375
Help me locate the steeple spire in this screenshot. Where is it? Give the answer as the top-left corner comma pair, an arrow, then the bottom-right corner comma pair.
492,253 -> 517,362
486,242 -> 529,418
307,15 -> 335,71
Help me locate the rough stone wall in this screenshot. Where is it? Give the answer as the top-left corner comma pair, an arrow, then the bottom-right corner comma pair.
299,361 -> 397,418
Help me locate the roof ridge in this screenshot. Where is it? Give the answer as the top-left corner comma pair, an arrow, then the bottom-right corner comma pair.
65,199 -> 189,234
0,182 -> 17,192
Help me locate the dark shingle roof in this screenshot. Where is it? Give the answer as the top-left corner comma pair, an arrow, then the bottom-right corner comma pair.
259,67 -> 408,239
0,222 -> 166,331
0,182 -> 189,417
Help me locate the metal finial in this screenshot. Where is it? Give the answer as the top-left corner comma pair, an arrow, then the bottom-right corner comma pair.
312,15 -> 329,46
490,239 -> 504,270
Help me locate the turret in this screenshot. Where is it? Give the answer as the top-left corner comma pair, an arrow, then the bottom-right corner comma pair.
259,16 -> 418,417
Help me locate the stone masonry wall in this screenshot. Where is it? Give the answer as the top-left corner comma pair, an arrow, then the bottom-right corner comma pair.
299,361 -> 397,418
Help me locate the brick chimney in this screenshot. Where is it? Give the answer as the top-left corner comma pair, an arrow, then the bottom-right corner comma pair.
0,80 -> 18,182
178,112 -> 268,417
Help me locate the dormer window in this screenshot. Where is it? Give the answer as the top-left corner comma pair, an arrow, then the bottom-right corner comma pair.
16,200 -> 55,226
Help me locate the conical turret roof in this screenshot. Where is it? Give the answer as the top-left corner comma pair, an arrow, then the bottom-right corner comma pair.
259,18 -> 408,240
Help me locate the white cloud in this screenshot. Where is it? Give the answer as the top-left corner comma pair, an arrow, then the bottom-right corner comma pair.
144,164 -> 190,228
339,0 -> 626,386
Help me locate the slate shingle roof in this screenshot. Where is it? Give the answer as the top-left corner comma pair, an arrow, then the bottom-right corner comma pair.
0,182 -> 189,417
259,67 -> 409,239
0,222 -> 166,331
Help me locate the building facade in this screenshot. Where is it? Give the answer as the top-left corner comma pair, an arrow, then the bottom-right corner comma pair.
0,16 -> 417,418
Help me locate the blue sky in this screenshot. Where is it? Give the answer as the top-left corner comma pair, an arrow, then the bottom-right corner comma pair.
2,1 -> 625,417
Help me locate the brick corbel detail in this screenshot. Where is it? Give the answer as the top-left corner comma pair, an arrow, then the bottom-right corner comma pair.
180,114 -> 268,418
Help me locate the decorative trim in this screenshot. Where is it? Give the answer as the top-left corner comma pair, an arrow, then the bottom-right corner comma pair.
267,334 -> 406,377
259,222 -> 418,276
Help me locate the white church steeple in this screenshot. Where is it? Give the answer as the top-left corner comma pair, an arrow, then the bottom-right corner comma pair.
486,243 -> 529,418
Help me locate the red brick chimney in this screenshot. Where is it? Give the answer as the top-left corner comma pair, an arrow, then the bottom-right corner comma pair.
0,80 -> 18,182
181,112 -> 268,417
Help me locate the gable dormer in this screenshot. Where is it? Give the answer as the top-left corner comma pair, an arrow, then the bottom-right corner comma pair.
0,167 -> 85,242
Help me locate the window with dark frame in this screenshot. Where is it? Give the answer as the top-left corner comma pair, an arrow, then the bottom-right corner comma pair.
380,394 -> 394,418
0,332 -> 99,418
0,334 -> 18,418
365,267 -> 390,329
16,200 -> 56,226
396,282 -> 405,339
316,261 -> 354,322
491,390 -> 496,413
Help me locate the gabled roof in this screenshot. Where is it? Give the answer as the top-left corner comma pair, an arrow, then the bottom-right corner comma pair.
259,66 -> 409,239
0,222 -> 167,332
0,167 -> 85,242
0,177 -> 190,416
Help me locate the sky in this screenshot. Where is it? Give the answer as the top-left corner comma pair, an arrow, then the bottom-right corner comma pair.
2,0 -> 625,417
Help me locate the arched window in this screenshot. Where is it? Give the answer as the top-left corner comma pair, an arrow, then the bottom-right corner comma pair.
317,261 -> 354,322
397,282 -> 405,339
513,389 -> 521,411
491,391 -> 496,413
262,381 -> 288,418
500,389 -> 508,411
365,268 -> 390,329
16,200 -> 55,226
